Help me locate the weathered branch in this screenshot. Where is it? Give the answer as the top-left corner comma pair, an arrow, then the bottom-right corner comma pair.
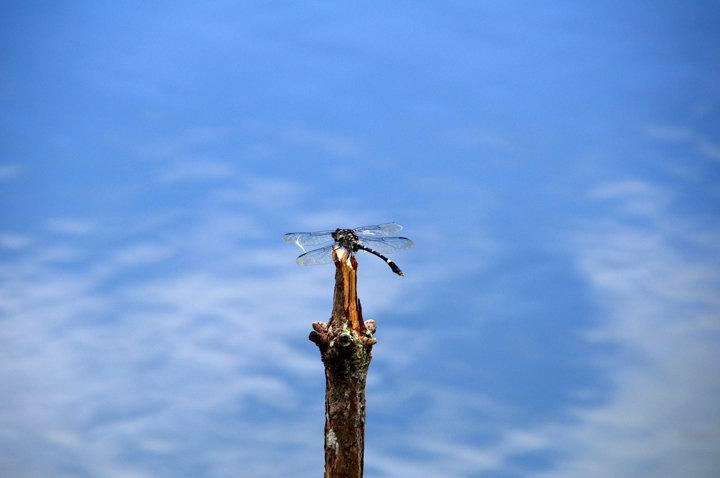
309,247 -> 376,477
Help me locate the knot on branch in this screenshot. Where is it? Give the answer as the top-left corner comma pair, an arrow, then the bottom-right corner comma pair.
310,319 -> 378,348
337,328 -> 354,347
360,320 -> 377,345
309,321 -> 329,346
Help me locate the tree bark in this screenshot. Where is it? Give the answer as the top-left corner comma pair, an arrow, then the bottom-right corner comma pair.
309,247 -> 377,478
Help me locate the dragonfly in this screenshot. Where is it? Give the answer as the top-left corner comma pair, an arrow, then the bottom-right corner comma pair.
282,222 -> 413,276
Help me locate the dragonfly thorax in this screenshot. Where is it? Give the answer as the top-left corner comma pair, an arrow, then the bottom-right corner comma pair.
331,228 -> 360,250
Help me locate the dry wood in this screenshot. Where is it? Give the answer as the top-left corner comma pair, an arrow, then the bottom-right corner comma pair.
309,247 -> 377,478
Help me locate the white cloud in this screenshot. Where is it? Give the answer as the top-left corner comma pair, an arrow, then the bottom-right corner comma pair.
8,166 -> 716,477
132,127 -> 230,159
0,164 -> 22,181
284,127 -> 360,156
362,179 -> 720,478
444,128 -> 518,152
157,158 -> 234,182
588,180 -> 670,217
213,176 -> 305,210
645,125 -> 720,161
46,218 -> 96,235
0,208 -> 332,477
532,180 -> 720,478
111,242 -> 176,266
0,233 -> 32,250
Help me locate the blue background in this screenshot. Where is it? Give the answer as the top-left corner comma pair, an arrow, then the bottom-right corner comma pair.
2,2 -> 719,477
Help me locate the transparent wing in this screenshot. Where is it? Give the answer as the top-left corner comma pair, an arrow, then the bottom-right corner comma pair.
282,230 -> 335,247
352,222 -> 403,237
283,223 -> 403,245
357,236 -> 413,254
295,245 -> 335,266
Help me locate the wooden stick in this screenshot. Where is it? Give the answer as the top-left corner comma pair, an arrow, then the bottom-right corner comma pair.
309,247 -> 377,478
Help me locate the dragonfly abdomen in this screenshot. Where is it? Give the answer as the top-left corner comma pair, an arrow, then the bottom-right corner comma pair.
354,244 -> 405,276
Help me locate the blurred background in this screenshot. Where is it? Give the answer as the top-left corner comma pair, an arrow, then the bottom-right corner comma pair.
1,2 -> 719,477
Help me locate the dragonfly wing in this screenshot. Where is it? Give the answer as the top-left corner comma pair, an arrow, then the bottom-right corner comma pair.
357,236 -> 413,254
296,245 -> 335,266
353,222 -> 403,237
282,230 -> 334,247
